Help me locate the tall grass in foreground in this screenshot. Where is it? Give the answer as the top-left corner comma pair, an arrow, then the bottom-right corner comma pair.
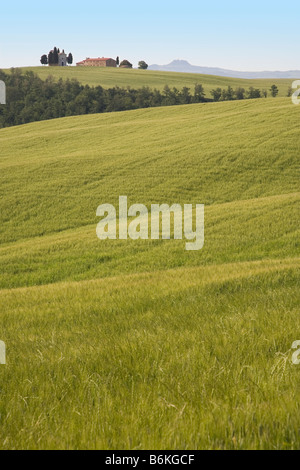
0,97 -> 299,449
0,261 -> 299,449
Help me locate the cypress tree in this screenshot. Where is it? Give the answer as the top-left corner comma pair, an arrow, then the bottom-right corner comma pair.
53,47 -> 59,65
48,50 -> 54,65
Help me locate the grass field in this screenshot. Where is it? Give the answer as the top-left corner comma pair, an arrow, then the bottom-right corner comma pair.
0,97 -> 299,449
6,66 -> 295,97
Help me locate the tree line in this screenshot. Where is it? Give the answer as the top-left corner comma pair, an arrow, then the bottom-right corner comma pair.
0,69 -> 283,128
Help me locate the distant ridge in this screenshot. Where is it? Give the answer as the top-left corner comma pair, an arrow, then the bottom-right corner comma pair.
149,60 -> 300,79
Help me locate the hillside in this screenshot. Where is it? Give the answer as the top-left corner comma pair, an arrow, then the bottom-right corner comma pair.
0,98 -> 299,286
0,98 -> 299,449
7,66 -> 293,97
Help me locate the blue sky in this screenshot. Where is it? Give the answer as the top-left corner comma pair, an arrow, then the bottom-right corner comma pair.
0,0 -> 299,70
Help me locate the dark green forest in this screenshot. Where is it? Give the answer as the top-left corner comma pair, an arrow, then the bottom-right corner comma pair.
0,69 -> 280,128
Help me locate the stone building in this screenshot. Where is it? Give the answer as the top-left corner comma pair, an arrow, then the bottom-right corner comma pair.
58,52 -> 68,66
76,57 -> 117,67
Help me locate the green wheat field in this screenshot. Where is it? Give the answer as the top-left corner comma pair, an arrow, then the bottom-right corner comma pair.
0,73 -> 299,449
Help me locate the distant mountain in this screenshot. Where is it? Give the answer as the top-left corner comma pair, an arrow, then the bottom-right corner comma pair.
149,60 -> 300,79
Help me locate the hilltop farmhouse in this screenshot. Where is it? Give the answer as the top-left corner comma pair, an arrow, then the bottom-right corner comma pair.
76,57 -> 117,67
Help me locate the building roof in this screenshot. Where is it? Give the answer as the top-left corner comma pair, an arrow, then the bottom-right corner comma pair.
76,57 -> 114,64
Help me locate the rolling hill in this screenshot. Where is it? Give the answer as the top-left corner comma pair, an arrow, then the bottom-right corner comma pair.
6,66 -> 293,97
0,97 -> 299,449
